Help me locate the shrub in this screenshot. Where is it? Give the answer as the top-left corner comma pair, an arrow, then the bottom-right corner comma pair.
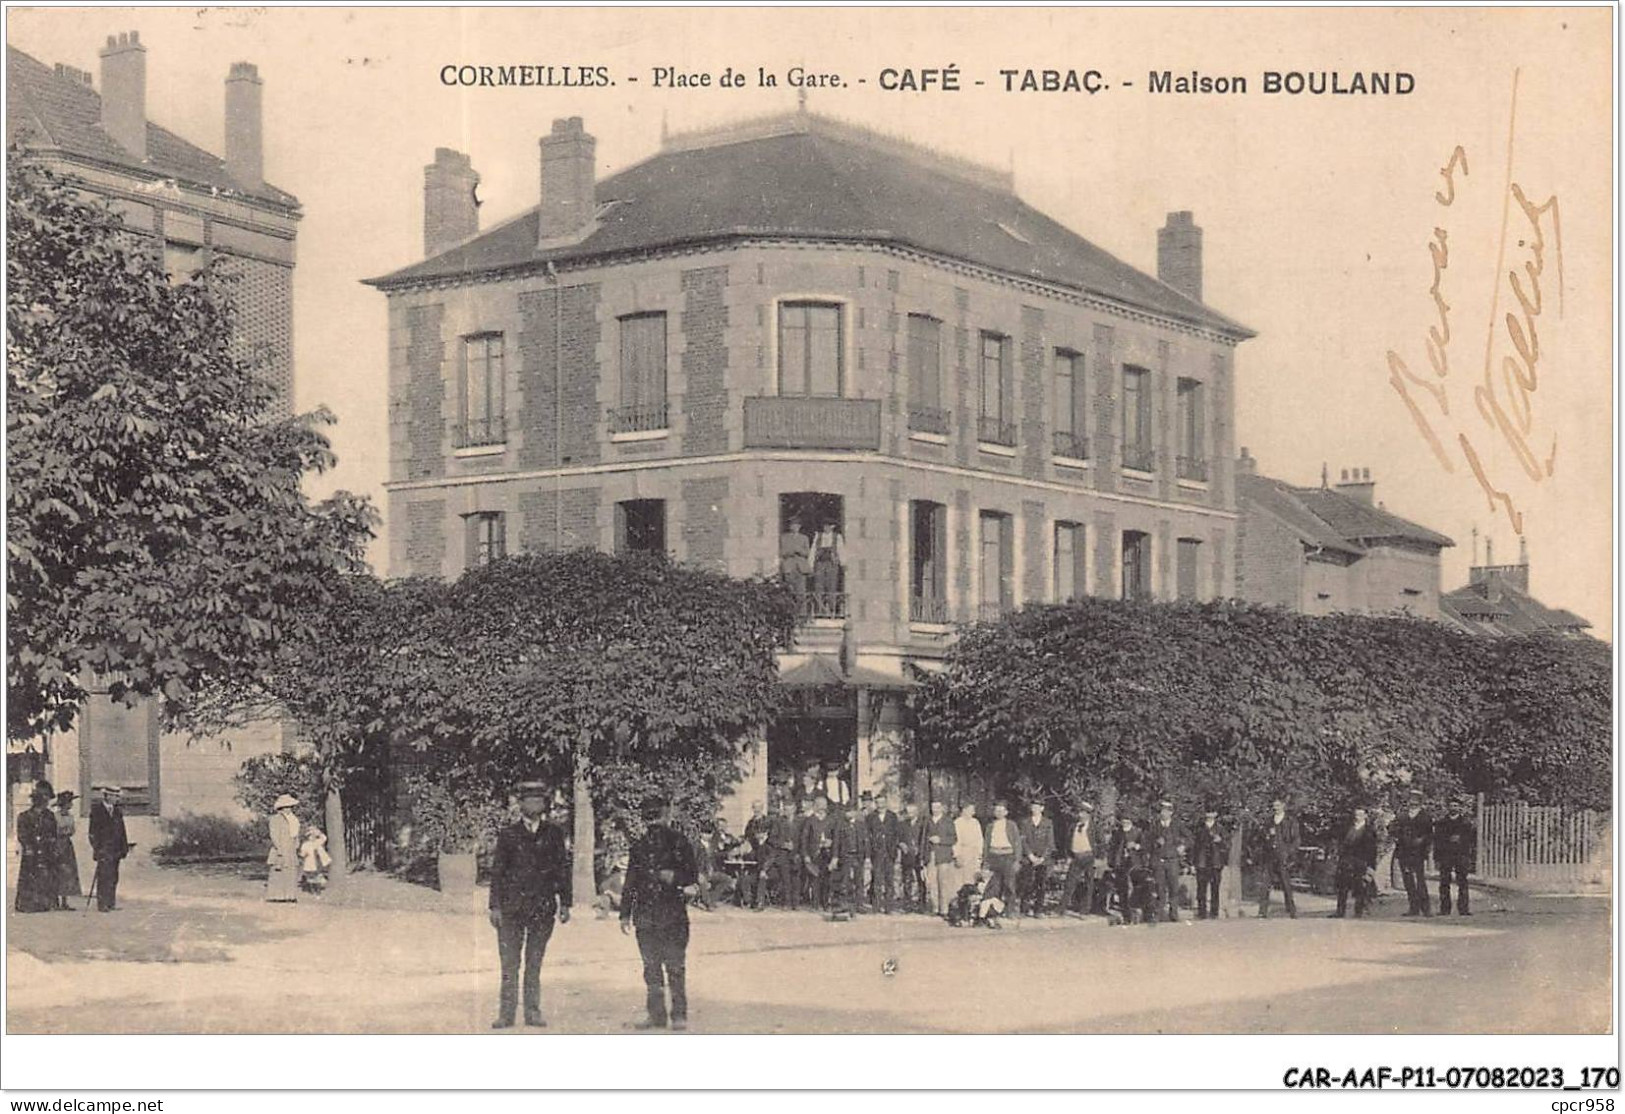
235,753 -> 326,826
400,768 -> 511,855
153,812 -> 268,860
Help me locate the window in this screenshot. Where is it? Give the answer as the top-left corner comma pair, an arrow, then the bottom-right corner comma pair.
1177,537 -> 1202,601
458,334 -> 506,447
465,511 -> 506,568
910,500 -> 949,623
614,313 -> 668,433
1122,366 -> 1153,471
778,301 -> 843,397
615,499 -> 666,556
1177,378 -> 1206,481
907,315 -> 948,434
1053,349 -> 1088,458
1055,521 -> 1087,601
978,332 -> 1014,445
780,493 -> 846,619
978,510 -> 1014,619
1122,530 -> 1151,601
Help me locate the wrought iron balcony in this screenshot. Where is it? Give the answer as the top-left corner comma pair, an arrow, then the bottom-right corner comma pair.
608,401 -> 669,434
797,591 -> 848,621
977,416 -> 1017,447
1177,455 -> 1209,482
743,396 -> 882,450
909,596 -> 950,624
452,415 -> 506,449
908,405 -> 951,436
1052,430 -> 1090,460
1121,444 -> 1156,472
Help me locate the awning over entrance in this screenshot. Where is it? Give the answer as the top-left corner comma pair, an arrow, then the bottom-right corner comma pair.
778,655 -> 917,690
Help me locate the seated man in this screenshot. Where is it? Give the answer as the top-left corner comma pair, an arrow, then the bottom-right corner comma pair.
946,870 -> 1006,929
595,851 -> 629,919
693,818 -> 740,911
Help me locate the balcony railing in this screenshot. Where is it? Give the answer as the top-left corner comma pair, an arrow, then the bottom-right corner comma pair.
1052,430 -> 1090,460
452,415 -> 506,449
910,595 -> 950,624
977,600 -> 1013,622
1176,455 -> 1209,482
1121,444 -> 1155,472
797,592 -> 848,621
977,416 -> 1017,447
908,405 -> 952,436
743,396 -> 881,450
609,401 -> 669,434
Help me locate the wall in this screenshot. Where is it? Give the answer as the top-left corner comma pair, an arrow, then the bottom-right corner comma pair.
157,719 -> 290,821
1236,501 -> 1306,609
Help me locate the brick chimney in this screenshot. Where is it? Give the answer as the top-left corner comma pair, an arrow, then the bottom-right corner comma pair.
538,116 -> 596,244
423,148 -> 480,258
1157,210 -> 1202,302
1334,466 -> 1375,505
99,31 -> 147,160
1236,446 -> 1257,475
224,62 -> 264,191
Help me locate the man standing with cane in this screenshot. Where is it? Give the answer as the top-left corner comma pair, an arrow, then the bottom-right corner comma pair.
88,785 -> 131,913
487,780 -> 571,1029
622,795 -> 700,1030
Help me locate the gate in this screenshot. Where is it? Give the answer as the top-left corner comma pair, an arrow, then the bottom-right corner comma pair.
1475,794 -> 1607,885
341,768 -> 396,870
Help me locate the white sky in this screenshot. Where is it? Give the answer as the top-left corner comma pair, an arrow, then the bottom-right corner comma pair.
9,6 -> 1614,637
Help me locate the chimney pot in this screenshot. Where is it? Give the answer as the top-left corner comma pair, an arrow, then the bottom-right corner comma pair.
224,59 -> 264,191
538,116 -> 597,244
99,28 -> 148,160
424,147 -> 481,258
1334,466 -> 1377,505
1157,210 -> 1203,303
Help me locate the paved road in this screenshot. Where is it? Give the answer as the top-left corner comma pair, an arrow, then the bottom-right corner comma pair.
6,867 -> 1609,1035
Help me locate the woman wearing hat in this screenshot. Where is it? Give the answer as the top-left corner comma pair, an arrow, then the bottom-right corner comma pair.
266,794 -> 302,902
54,791 -> 82,909
14,786 -> 59,913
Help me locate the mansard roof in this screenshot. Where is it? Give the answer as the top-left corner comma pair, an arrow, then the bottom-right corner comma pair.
366,112 -> 1252,340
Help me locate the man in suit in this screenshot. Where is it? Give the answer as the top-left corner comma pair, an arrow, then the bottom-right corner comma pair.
1147,800 -> 1186,924
1106,814 -> 1145,923
741,801 -> 771,910
487,780 -> 572,1029
1333,806 -> 1379,918
756,799 -> 800,910
1059,801 -> 1099,917
799,796 -> 835,910
898,801 -> 926,912
1392,789 -> 1434,916
1018,800 -> 1057,917
1434,799 -> 1477,916
622,795 -> 700,1030
1257,798 -> 1299,919
864,791 -> 902,914
88,786 -> 131,913
829,801 -> 865,920
923,799 -> 957,916
981,800 -> 1023,908
1191,808 -> 1228,920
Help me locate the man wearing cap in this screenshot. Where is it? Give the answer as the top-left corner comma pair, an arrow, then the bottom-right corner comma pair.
1333,806 -> 1379,918
1433,800 -> 1477,916
1148,801 -> 1186,924
864,791 -> 902,914
1190,809 -> 1227,919
1018,801 -> 1057,917
829,800 -> 864,920
898,801 -> 926,913
1106,814 -> 1146,923
266,794 -> 302,903
1256,798 -> 1299,919
757,798 -> 799,911
982,800 -> 1023,909
622,796 -> 699,1030
1059,802 -> 1099,917
798,796 -> 835,910
488,780 -> 572,1029
923,799 -> 957,916
88,785 -> 131,913
1392,789 -> 1434,916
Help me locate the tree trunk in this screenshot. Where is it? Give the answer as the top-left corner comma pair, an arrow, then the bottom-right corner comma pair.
571,754 -> 595,909
324,784 -> 348,892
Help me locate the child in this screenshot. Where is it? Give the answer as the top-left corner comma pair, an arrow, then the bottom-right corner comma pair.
947,870 -> 1005,929
299,825 -> 332,893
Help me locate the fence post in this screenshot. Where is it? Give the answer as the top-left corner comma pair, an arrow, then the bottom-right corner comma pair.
1475,792 -> 1485,877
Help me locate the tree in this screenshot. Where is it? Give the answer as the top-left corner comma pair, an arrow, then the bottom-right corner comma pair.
6,159 -> 375,741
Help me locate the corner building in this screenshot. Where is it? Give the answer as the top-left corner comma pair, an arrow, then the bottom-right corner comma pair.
368,112 -> 1254,823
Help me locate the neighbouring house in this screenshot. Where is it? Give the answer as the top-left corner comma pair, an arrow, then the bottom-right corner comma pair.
7,32 -> 303,830
1235,452 -> 1454,619
364,109 -> 1254,824
1440,539 -> 1594,638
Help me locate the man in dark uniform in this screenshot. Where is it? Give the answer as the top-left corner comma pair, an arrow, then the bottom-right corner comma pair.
1191,808 -> 1227,920
1147,800 -> 1186,924
757,798 -> 799,910
798,796 -> 835,910
829,801 -> 865,920
1333,806 -> 1378,918
1106,814 -> 1144,923
1257,798 -> 1299,919
88,785 -> 131,912
487,780 -> 572,1028
1392,789 -> 1434,916
898,801 -> 926,912
1018,800 -> 1057,917
742,801 -> 771,909
1434,799 -> 1477,916
865,791 -> 902,914
621,795 -> 700,1030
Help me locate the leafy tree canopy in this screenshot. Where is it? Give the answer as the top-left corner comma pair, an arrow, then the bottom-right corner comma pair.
6,159 -> 375,739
